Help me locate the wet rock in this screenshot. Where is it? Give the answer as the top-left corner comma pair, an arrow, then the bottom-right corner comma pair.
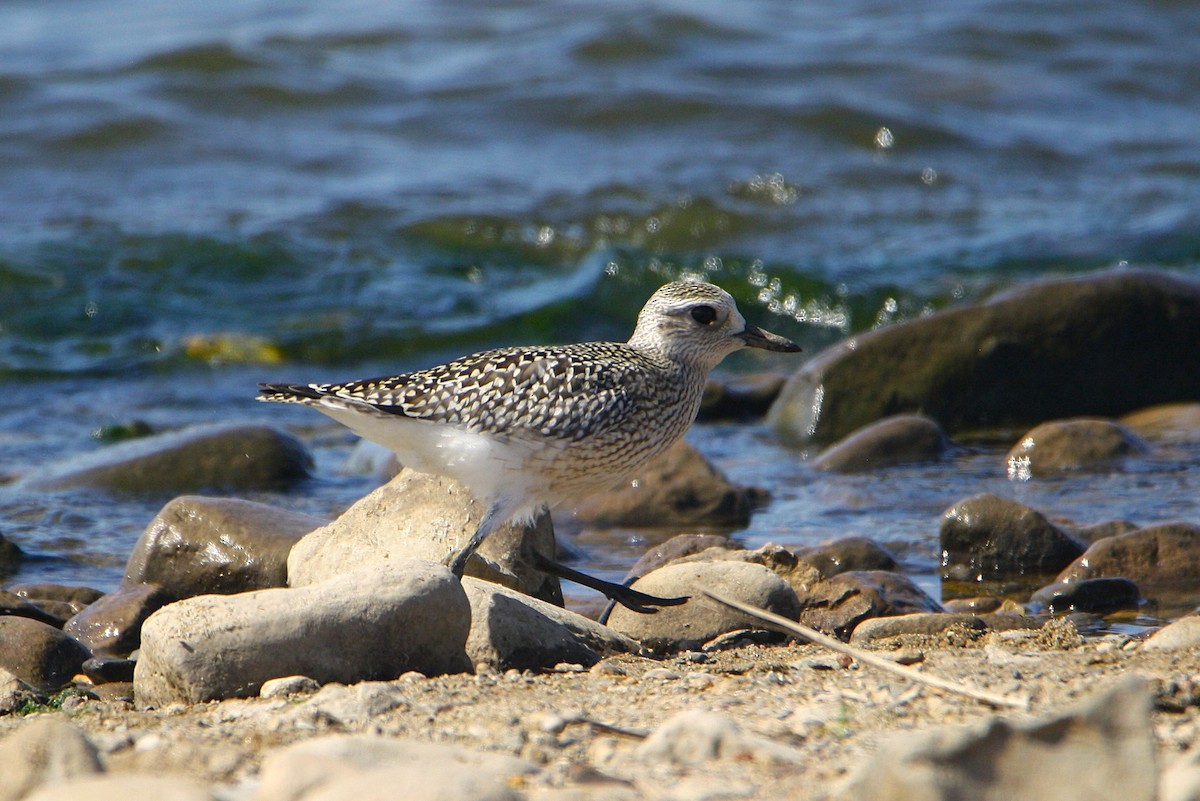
253,735 -> 536,801
0,667 -> 42,715
771,269 -> 1200,444
637,709 -> 804,765
838,674 -> 1156,801
63,582 -> 173,657
1006,418 -> 1147,479
940,493 -> 1085,581
0,532 -> 22,571
849,612 -> 1041,645
794,537 -> 898,579
81,655 -> 137,684
698,372 -> 787,421
0,717 -> 103,801
463,577 -> 638,670
23,775 -> 216,801
24,423 -> 312,495
941,596 -> 1005,614
1120,402 -> 1200,442
1060,518 -> 1142,545
4,582 -> 105,607
796,571 -> 943,639
288,469 -> 561,606
812,414 -> 950,473
1029,577 -> 1141,614
569,440 -> 764,528
1144,615 -> 1200,651
0,589 -> 66,627
125,495 -> 324,598
606,561 -> 801,652
624,534 -> 734,581
135,561 -> 471,707
1056,523 -> 1200,606
0,617 -> 91,691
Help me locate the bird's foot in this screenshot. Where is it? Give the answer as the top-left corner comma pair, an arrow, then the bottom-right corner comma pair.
530,551 -> 689,614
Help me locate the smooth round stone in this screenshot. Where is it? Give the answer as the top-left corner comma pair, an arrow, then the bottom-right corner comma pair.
940,493 -> 1085,581
1055,523 -> 1200,608
1006,418 -> 1146,479
812,414 -> 950,473
794,537 -> 898,579
1029,577 -> 1141,614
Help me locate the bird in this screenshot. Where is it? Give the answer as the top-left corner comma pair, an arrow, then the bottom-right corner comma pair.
258,280 -> 800,611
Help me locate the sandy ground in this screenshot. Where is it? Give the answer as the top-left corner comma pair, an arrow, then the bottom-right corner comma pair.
4,621 -> 1197,800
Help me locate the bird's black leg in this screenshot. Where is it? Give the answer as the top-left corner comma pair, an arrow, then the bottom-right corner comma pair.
446,502 -> 509,578
530,551 -> 689,614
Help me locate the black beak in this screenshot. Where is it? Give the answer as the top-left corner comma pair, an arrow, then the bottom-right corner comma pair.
735,323 -> 801,352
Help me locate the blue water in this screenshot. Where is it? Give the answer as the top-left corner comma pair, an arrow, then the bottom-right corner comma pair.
2,0 -> 1199,616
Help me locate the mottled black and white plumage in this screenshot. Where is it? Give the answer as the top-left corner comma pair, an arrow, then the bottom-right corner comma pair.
258,281 -> 800,609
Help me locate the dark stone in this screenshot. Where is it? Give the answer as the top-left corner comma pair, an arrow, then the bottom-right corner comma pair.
1006,418 -> 1147,478
794,537 -> 898,579
1119,402 -> 1200,442
0,590 -> 67,627
1030,577 -> 1142,614
941,596 -> 1005,614
24,423 -> 313,495
770,270 -> 1200,444
624,533 -> 735,582
569,440 -> 764,528
0,532 -> 22,571
1055,523 -> 1200,608
795,570 -> 942,640
812,415 -> 950,473
63,583 -> 173,657
81,655 -> 137,684
698,373 -> 788,421
5,583 -> 105,606
0,616 -> 91,691
940,493 -> 1085,581
125,495 -> 325,598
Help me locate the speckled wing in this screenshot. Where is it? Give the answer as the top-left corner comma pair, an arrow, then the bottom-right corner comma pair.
258,343 -> 648,441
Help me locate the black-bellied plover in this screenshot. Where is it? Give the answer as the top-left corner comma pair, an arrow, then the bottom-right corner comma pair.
258,281 -> 800,610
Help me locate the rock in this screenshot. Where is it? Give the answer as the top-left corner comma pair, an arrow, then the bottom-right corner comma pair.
0,717 -> 103,801
1162,748 -> 1200,801
812,414 -> 951,473
1120,402 -> 1200,442
288,469 -> 561,606
838,674 -> 1156,801
253,735 -> 535,801
462,577 -> 638,670
24,423 -> 312,495
63,583 -> 174,657
569,439 -> 764,528
0,667 -> 42,715
1006,418 -> 1146,479
940,596 -> 1008,614
260,675 -> 321,698
1060,519 -> 1142,545
0,617 -> 91,691
849,612 -> 1041,645
606,561 -> 801,652
0,532 -> 22,571
1055,523 -> 1200,607
795,571 -> 943,639
4,583 -> 105,607
23,775 -> 215,801
1143,615 -> 1200,651
794,537 -> 898,579
770,269 -> 1200,444
624,534 -> 735,581
81,655 -> 137,684
698,373 -> 788,421
124,496 -> 324,598
289,682 -> 410,727
940,493 -> 1085,582
672,543 -> 823,595
0,589 -> 66,627
636,710 -> 804,765
134,561 -> 471,707
1029,577 -> 1141,614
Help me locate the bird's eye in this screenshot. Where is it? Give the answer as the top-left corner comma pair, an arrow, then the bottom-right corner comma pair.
690,305 -> 717,325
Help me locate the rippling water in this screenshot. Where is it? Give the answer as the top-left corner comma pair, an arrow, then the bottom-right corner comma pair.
2,0 -> 1199,614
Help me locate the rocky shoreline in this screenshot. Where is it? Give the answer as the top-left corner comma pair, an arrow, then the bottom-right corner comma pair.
2,268 -> 1200,799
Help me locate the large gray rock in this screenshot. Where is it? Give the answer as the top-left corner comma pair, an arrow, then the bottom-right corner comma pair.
462,577 -> 638,670
770,270 -> 1200,444
838,674 -> 1157,801
24,423 -> 312,494
125,495 -> 324,597
568,439 -> 764,528
253,735 -> 535,801
288,469 -> 561,606
606,561 -> 801,652
940,493 -> 1085,582
0,717 -> 102,801
1006,418 -> 1147,478
812,414 -> 950,473
134,561 -> 471,707
0,617 -> 91,691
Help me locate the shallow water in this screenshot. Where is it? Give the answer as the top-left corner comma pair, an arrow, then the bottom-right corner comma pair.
1,0 -> 1199,617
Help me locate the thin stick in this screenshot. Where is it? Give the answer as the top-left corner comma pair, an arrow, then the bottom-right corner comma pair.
702,590 -> 1029,710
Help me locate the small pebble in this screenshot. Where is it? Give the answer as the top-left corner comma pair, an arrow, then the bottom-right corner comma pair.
396,670 -> 427,682
891,648 -> 925,665
684,672 -> 715,690
538,712 -> 568,734
642,668 -> 681,681
552,662 -> 585,673
589,659 -> 629,677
